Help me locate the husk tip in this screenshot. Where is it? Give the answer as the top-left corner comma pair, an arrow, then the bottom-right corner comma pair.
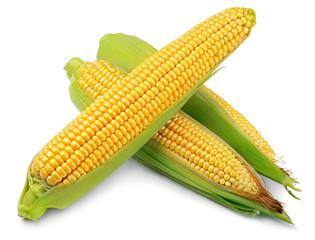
284,176 -> 302,200
64,57 -> 84,80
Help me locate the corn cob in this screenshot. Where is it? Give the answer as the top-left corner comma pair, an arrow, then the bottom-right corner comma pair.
96,33 -> 300,197
65,57 -> 291,223
18,7 -> 257,220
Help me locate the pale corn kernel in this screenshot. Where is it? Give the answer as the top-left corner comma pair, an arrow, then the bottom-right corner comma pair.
219,179 -> 226,185
51,171 -> 62,182
218,171 -> 224,178
46,176 -> 57,186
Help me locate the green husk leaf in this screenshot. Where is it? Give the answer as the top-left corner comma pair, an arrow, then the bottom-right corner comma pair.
97,33 -> 156,75
97,33 -> 300,197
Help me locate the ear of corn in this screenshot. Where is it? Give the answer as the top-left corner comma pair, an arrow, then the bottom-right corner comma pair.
96,32 -> 300,197
182,87 -> 300,197
18,7 -> 256,220
64,54 -> 293,223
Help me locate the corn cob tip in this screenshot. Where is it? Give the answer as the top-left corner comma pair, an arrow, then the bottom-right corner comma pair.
225,7 -> 256,27
246,8 -> 256,26
64,57 -> 84,80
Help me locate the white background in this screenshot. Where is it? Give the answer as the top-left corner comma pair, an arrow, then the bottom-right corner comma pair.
1,0 -> 314,239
